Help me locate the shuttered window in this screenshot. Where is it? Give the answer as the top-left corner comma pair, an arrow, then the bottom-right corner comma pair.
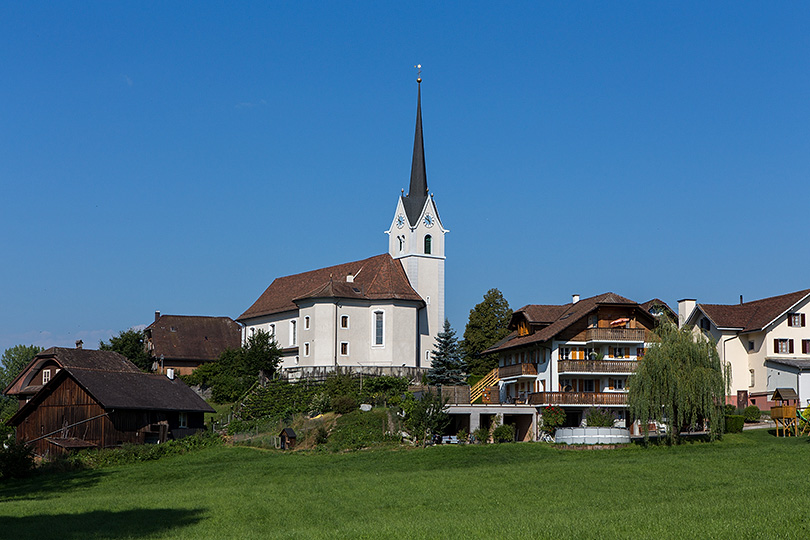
774,339 -> 794,354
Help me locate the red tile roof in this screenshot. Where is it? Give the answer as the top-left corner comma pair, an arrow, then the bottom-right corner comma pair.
146,315 -> 241,361
488,292 -> 650,354
698,289 -> 810,332
238,253 -> 424,321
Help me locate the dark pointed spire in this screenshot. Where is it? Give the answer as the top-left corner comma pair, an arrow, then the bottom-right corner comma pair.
403,78 -> 428,225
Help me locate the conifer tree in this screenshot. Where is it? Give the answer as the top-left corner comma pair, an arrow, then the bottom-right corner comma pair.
427,319 -> 467,385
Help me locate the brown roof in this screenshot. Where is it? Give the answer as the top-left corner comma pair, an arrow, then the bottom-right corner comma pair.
640,299 -> 676,320
488,292 -> 648,354
238,253 -> 424,321
4,347 -> 140,397
8,368 -> 214,426
697,289 -> 810,332
146,315 -> 241,361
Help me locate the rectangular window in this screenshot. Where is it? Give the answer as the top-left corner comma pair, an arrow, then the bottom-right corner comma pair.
614,347 -> 624,359
775,339 -> 793,354
588,315 -> 597,328
290,320 -> 297,346
269,323 -> 275,336
561,378 -> 572,391
583,379 -> 595,392
560,347 -> 570,360
340,342 -> 349,356
750,369 -> 755,387
748,340 -> 755,352
340,315 -> 349,329
788,313 -> 806,327
636,347 -> 645,358
374,311 -> 384,346
614,378 -> 626,390
178,412 -> 188,429
304,342 -> 310,357
802,340 -> 810,354
304,316 -> 310,330
42,369 -> 51,384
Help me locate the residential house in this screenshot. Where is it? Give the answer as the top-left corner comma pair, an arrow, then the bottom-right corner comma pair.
679,288 -> 810,408
4,346 -> 214,457
145,313 -> 241,375
474,293 -> 668,432
237,79 -> 446,378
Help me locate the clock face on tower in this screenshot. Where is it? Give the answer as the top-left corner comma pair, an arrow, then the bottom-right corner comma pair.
423,214 -> 434,228
396,214 -> 406,229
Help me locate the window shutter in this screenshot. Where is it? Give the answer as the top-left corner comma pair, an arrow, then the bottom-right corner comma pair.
774,339 -> 779,352
802,314 -> 806,327
788,316 -> 793,327
609,378 -> 614,390
608,346 -> 614,358
789,340 -> 794,354
803,340 -> 808,354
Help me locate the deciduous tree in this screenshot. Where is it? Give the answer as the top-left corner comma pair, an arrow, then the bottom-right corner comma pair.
100,329 -> 151,371
1,345 -> 43,436
462,288 -> 512,376
628,320 -> 729,443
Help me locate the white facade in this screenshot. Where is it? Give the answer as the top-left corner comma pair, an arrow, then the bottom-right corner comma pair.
386,194 -> 446,367
680,291 -> 810,407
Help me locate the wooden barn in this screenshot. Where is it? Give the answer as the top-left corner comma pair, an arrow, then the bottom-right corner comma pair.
4,346 -> 214,457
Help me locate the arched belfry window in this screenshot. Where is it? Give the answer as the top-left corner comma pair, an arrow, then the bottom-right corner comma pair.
424,235 -> 432,255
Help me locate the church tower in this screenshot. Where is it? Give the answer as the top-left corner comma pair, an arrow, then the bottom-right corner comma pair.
386,76 -> 446,367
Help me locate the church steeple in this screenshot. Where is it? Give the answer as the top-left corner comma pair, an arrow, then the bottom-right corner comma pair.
402,78 -> 428,226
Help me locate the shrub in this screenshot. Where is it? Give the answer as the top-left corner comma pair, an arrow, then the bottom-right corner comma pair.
456,428 -> 468,444
473,427 -> 490,444
743,405 -> 761,423
493,424 -> 515,443
333,396 -> 358,415
541,406 -> 566,434
725,415 -> 745,433
585,407 -> 615,427
326,410 -> 397,451
0,440 -> 34,480
315,426 -> 329,445
309,392 -> 331,416
724,404 -> 736,415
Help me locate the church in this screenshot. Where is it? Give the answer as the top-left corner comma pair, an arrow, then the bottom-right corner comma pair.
237,78 -> 446,377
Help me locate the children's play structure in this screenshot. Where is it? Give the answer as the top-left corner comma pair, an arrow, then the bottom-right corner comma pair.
770,388 -> 809,437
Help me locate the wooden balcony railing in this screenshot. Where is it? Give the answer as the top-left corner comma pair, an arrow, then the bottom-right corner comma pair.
585,327 -> 646,342
529,391 -> 628,406
558,359 -> 637,374
499,363 -> 538,378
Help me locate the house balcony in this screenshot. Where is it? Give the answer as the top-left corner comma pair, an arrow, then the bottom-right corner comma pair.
558,359 -> 637,374
529,391 -> 628,407
584,327 -> 646,343
499,363 -> 538,379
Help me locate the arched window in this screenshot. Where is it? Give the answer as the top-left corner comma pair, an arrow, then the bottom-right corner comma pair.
424,235 -> 432,254
398,236 -> 404,252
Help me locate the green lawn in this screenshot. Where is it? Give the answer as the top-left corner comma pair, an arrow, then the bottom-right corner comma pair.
1,430 -> 808,539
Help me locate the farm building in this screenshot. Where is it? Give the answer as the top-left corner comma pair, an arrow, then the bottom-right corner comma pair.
4,346 -> 214,457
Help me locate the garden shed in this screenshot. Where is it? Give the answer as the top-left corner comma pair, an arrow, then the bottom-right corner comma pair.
279,428 -> 297,449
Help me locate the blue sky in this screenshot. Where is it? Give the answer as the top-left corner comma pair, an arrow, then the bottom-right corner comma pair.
2,3 -> 809,353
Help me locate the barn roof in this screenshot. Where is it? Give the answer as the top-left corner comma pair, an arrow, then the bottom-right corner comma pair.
8,368 -> 214,426
3,347 -> 140,397
146,315 -> 241,361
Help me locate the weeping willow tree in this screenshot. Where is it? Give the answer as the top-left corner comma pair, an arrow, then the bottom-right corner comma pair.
628,319 -> 730,443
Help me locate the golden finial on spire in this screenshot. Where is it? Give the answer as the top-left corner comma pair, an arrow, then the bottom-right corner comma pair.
414,63 -> 422,83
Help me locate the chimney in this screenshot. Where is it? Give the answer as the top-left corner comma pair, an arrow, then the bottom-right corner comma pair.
572,294 -> 580,304
75,340 -> 83,349
740,295 -> 743,305
678,299 -> 696,328
346,275 -> 354,283
155,310 -> 161,322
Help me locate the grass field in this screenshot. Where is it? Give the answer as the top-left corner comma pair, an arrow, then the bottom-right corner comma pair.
1,429 -> 808,539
